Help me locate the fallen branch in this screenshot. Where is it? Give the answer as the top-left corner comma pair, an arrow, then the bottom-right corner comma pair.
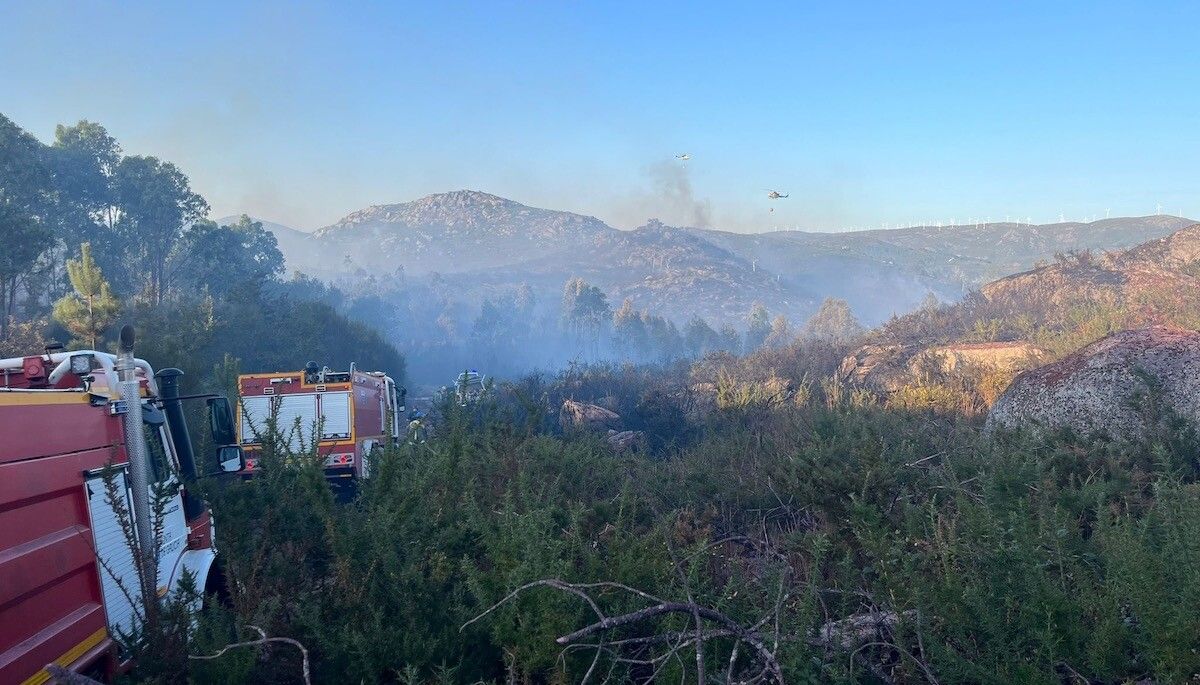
188,624 -> 311,685
464,579 -> 785,684
47,665 -> 104,685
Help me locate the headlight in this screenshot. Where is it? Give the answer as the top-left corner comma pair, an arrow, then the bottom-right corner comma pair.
70,353 -> 94,376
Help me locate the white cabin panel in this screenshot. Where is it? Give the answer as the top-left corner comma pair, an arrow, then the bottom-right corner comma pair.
86,470 -> 142,644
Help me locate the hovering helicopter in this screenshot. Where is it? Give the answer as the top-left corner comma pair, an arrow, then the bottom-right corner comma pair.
766,190 -> 789,200
676,153 -> 691,161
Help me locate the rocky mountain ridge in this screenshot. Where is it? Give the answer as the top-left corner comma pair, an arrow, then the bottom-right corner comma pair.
225,192 -> 1195,327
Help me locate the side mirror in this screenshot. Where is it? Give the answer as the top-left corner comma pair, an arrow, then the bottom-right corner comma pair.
207,397 -> 236,446
218,445 -> 245,473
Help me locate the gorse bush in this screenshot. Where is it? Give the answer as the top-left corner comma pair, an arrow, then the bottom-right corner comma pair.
166,361 -> 1200,684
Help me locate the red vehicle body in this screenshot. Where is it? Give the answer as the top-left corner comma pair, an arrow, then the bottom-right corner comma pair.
0,348 -> 233,685
237,365 -> 403,483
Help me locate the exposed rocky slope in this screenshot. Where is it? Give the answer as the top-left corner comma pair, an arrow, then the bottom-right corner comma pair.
312,190 -> 613,274
839,225 -> 1200,398
981,223 -> 1200,316
987,327 -> 1200,439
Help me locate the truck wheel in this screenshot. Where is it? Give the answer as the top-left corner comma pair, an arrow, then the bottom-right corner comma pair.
203,560 -> 232,609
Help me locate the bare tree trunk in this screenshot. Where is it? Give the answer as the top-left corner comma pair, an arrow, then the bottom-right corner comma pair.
0,277 -> 8,337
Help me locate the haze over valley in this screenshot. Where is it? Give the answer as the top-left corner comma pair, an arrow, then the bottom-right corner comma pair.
4,3 -> 1200,683
227,190 -> 1193,329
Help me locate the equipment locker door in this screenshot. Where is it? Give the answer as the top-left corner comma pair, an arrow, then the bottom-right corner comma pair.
276,394 -> 318,451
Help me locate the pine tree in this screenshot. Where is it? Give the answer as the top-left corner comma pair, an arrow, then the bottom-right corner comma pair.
763,314 -> 792,349
53,243 -> 119,349
745,303 -> 772,352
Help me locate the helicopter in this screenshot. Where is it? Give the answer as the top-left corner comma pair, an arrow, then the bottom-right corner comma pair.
676,153 -> 691,161
766,190 -> 789,200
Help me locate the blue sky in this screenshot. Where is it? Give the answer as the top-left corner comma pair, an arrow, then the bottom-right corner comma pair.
1,1 -> 1197,232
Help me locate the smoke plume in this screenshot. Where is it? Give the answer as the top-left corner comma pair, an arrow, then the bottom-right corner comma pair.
612,159 -> 713,229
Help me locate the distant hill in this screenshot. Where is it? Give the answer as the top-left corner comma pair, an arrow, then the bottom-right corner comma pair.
838,224 -> 1200,403
229,192 -> 1194,327
980,223 -> 1200,321
311,190 -> 613,274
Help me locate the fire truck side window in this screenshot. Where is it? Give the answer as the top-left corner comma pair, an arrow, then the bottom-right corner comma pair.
142,424 -> 173,484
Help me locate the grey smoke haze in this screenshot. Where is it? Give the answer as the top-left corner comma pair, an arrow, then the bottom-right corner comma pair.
611,160 -> 713,229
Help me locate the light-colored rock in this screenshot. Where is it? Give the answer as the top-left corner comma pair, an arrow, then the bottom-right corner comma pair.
560,400 -> 622,432
840,341 -> 1044,392
910,341 -> 1045,376
987,326 -> 1200,439
814,610 -> 918,650
606,429 -> 644,452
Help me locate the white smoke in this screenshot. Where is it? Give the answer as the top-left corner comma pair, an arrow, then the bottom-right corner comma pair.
611,159 -> 713,229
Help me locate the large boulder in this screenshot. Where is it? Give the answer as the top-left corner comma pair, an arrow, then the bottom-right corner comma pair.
987,327 -> 1200,439
560,399 -> 622,432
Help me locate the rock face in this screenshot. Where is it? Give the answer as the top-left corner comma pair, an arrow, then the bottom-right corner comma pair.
839,341 -> 1044,392
912,342 -> 1045,375
987,327 -> 1200,439
560,400 -> 622,432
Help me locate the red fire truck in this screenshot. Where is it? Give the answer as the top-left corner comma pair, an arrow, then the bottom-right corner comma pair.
237,362 -> 404,486
0,330 -> 243,684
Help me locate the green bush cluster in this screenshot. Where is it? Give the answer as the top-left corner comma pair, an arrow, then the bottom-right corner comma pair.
160,363 -> 1200,684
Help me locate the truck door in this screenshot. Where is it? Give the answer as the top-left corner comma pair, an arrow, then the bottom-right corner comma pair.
86,414 -> 190,647
85,468 -> 141,645
144,420 -> 189,598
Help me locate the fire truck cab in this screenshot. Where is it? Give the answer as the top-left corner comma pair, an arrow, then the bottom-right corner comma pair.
0,339 -> 242,684
237,363 -> 404,486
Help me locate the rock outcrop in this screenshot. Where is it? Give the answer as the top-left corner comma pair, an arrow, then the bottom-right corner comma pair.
839,341 -> 1044,393
560,400 -> 622,432
837,344 -> 910,392
606,429 -> 644,452
987,327 -> 1200,439
912,342 -> 1045,375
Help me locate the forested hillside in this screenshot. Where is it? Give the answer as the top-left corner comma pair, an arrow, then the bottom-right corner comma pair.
0,114 -> 404,392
